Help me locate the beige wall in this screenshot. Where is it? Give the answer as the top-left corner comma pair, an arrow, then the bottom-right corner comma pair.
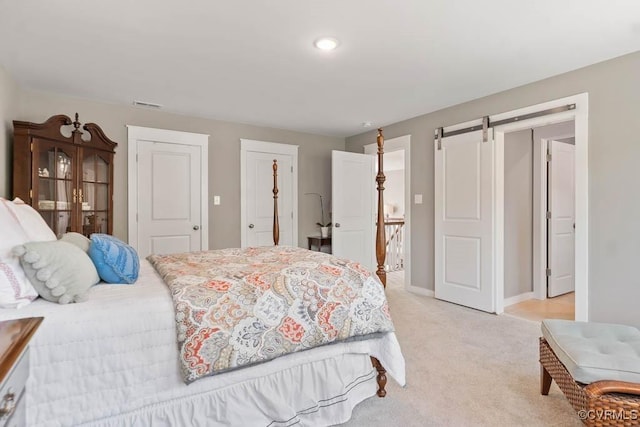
0,65 -> 19,198
11,90 -> 345,249
347,51 -> 640,327
504,129 -> 533,299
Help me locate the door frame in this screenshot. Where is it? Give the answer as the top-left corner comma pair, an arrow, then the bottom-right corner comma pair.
126,126 -> 209,251
493,93 -> 588,320
240,139 -> 298,248
364,135 -> 412,293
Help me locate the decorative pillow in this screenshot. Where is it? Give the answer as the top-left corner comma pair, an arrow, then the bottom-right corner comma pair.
0,199 -> 38,308
88,234 -> 139,284
60,232 -> 91,252
13,241 -> 100,304
6,198 -> 57,242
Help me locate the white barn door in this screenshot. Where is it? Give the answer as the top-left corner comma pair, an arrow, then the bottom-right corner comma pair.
332,150 -> 375,272
435,129 -> 495,312
547,140 -> 575,297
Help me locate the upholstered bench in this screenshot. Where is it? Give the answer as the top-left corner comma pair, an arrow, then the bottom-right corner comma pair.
540,319 -> 640,426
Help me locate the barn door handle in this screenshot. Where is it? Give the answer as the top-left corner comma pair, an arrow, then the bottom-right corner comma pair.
249,224 -> 255,229
193,225 -> 200,230
334,223 -> 341,228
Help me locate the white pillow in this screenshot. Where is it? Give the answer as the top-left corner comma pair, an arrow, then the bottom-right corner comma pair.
0,199 -> 38,308
7,198 -> 57,242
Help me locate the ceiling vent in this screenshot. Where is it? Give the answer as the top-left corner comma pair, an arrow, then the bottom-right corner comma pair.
133,100 -> 163,109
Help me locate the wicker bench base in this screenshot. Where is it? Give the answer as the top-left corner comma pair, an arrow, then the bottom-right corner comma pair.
540,337 -> 640,426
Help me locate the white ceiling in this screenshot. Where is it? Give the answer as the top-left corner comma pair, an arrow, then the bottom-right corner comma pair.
0,1 -> 638,137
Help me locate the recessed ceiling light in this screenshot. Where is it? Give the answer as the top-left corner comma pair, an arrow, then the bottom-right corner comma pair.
314,37 -> 339,51
362,121 -> 373,128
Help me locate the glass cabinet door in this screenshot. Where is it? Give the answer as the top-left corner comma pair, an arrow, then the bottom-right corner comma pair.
81,150 -> 111,237
34,142 -> 76,237
14,116 -> 117,240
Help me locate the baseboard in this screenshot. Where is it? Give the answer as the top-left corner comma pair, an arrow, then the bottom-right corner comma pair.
405,285 -> 434,297
503,291 -> 534,307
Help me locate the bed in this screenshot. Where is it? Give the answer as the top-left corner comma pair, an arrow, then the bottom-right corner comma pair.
0,127 -> 404,426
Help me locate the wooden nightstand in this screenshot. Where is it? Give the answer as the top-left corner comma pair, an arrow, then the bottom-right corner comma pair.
307,235 -> 331,252
0,317 -> 43,427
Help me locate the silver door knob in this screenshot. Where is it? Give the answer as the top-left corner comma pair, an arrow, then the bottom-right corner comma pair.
334,223 -> 341,228
249,224 -> 255,229
193,225 -> 200,230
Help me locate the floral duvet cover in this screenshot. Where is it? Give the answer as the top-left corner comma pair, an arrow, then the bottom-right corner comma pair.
148,246 -> 394,383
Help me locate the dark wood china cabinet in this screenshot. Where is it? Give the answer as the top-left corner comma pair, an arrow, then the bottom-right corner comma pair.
12,114 -> 117,238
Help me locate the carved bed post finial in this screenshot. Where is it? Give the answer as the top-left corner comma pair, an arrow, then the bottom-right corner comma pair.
273,160 -> 280,246
376,128 -> 387,288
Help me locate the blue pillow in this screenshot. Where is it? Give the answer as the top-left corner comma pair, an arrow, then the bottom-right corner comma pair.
88,234 -> 139,284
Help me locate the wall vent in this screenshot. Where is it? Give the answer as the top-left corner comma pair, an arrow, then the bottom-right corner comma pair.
133,100 -> 163,109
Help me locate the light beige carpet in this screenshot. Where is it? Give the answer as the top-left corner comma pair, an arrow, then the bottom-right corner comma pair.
341,272 -> 582,426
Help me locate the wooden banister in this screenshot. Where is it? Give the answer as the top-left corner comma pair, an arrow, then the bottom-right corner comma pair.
384,220 -> 404,247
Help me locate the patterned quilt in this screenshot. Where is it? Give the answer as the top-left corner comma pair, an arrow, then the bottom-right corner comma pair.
148,246 -> 395,383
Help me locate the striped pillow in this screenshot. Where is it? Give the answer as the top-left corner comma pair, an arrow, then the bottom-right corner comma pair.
88,234 -> 140,284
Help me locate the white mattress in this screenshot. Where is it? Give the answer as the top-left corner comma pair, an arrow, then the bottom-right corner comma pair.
0,260 -> 405,426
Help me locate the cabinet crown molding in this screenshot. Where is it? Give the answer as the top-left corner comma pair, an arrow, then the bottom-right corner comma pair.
14,113 -> 117,152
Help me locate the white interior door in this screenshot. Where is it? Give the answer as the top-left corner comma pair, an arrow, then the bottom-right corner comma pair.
435,129 -> 495,312
547,140 -> 575,297
137,141 -> 202,258
245,152 -> 294,247
332,150 -> 375,272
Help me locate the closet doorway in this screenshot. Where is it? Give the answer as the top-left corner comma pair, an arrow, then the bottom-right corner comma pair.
492,94 -> 588,320
503,121 -> 576,322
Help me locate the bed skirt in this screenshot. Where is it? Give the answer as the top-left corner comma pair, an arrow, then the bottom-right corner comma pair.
83,353 -> 377,427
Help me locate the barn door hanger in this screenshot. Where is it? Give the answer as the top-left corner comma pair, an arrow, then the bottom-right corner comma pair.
482,116 -> 490,142
436,127 -> 443,151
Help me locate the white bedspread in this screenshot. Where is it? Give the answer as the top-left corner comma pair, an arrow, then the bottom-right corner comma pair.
0,260 -> 405,426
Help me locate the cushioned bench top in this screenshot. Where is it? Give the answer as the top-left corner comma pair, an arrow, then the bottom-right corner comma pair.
542,319 -> 640,385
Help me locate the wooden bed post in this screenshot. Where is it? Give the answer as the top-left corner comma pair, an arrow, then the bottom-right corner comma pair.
375,128 -> 387,288
371,129 -> 389,398
273,160 -> 280,246
370,356 -> 388,397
